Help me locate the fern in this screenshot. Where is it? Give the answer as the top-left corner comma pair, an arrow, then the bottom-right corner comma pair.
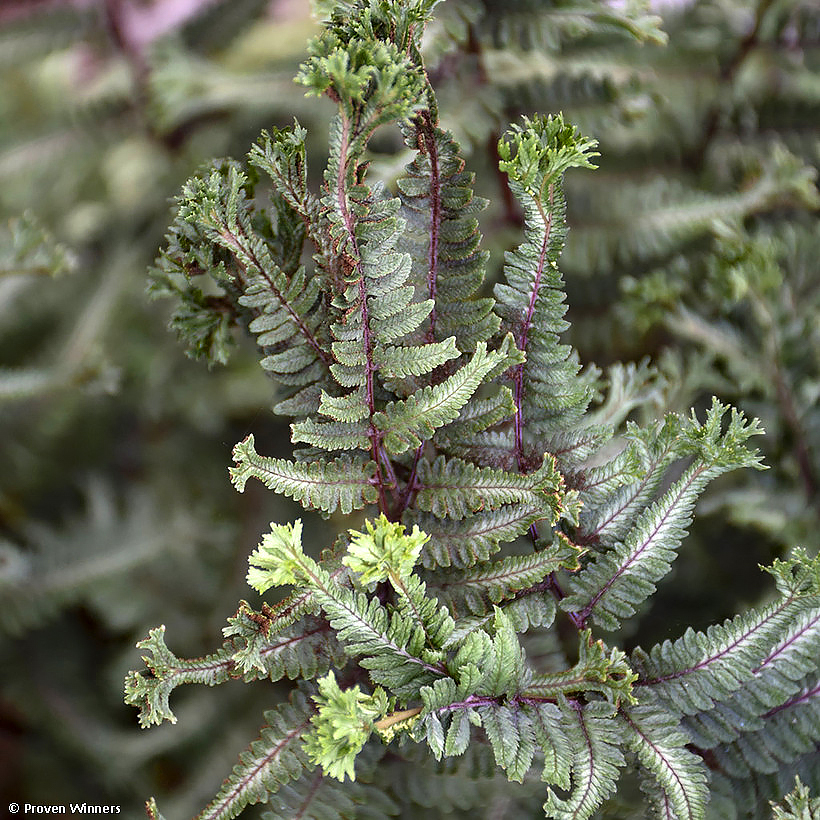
563,400 -> 765,631
396,112 -> 499,350
123,2 -> 820,818
195,689 -> 316,820
770,778 -> 820,820
541,700 -> 625,820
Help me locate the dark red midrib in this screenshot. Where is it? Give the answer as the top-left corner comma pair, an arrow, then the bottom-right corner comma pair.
513,187 -> 555,473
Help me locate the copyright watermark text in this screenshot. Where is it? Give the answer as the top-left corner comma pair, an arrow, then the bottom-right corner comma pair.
8,806 -> 121,815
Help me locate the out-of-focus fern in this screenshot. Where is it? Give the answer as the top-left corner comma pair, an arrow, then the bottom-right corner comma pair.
622,217 -> 820,557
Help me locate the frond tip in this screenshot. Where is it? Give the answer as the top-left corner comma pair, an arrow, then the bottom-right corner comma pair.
497,113 -> 599,194
343,514 -> 428,586
303,672 -> 390,782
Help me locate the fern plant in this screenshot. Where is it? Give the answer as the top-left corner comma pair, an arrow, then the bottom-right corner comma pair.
127,2 -> 820,818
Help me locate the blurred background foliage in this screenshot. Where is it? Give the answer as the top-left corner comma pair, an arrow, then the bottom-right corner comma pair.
0,0 -> 817,817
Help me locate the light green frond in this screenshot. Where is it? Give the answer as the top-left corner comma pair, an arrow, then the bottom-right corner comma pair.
298,35 -> 426,128
497,113 -> 598,193
344,514 -> 428,586
247,520 -> 309,592
249,533 -> 448,698
303,672 -> 390,781
374,338 -> 522,455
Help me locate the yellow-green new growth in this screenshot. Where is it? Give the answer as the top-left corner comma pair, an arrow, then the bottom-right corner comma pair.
343,514 -> 429,586
303,671 -> 391,781
497,113 -> 599,195
246,520 -> 305,594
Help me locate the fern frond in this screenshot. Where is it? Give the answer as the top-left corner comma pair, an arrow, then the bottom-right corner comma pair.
406,503 -> 551,569
397,111 -> 499,350
562,400 -> 764,630
713,674 -> 820,780
0,211 -> 76,277
265,764 -> 400,820
445,589 -> 558,644
524,630 -> 637,707
374,337 -> 521,455
542,700 -> 626,820
575,413 -> 686,548
247,123 -> 321,241
290,417 -> 372,452
246,520 -> 447,698
303,672 -> 391,781
494,112 -> 598,470
374,337 -> 459,378
479,606 -> 528,697
638,599 -> 816,717
195,690 -> 315,820
415,452 -> 563,520
124,626 -> 235,728
526,700 -> 573,789
770,777 -> 820,820
683,600 -> 820,750
223,608 -> 345,682
619,706 -> 709,820
151,159 -> 330,377
432,535 -> 582,615
193,164 -> 329,384
478,702 -> 537,783
230,434 -> 378,514
633,558 -> 820,717
467,0 -> 666,53
124,599 -> 339,730
433,387 -> 517,448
